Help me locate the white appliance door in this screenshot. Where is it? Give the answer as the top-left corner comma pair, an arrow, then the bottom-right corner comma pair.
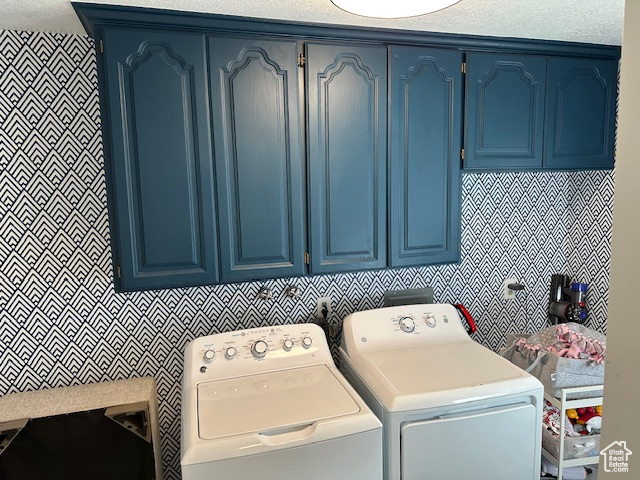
197,365 -> 359,439
361,341 -> 542,412
401,403 -> 537,480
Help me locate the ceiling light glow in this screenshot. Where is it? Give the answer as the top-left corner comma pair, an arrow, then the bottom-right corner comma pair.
331,0 -> 461,18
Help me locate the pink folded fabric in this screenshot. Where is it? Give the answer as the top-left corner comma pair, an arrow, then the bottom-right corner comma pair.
515,323 -> 605,364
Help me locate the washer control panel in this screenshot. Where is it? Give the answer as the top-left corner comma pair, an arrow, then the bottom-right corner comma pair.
187,323 -> 331,379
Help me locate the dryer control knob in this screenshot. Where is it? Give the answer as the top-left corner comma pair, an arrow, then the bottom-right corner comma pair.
398,316 -> 416,333
225,346 -> 238,359
301,336 -> 313,349
283,338 -> 294,351
424,314 -> 437,328
251,340 -> 269,358
203,349 -> 216,362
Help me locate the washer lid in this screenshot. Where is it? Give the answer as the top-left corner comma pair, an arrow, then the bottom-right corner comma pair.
352,341 -> 542,412
197,365 -> 360,440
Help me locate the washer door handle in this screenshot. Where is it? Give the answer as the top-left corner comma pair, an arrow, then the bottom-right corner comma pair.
454,303 -> 477,335
256,423 -> 316,445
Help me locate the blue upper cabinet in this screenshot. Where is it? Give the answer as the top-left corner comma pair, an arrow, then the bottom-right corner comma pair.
544,57 -> 617,170
102,29 -> 218,291
74,3 -> 620,290
389,46 -> 462,267
465,53 -> 547,170
306,43 -> 387,274
209,37 -> 306,282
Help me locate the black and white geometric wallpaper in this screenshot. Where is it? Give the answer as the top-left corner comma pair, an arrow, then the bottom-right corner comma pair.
0,30 -> 614,479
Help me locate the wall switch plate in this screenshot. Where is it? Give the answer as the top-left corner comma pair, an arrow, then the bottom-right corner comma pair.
316,297 -> 332,320
502,278 -> 518,300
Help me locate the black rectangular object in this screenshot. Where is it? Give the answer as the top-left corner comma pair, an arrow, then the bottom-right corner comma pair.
0,408 -> 154,480
383,287 -> 434,306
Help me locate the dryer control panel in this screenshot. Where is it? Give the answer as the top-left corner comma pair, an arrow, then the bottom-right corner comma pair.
185,323 -> 333,382
341,304 -> 471,356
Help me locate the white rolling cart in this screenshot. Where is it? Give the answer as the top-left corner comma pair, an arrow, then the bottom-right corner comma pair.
541,385 -> 604,480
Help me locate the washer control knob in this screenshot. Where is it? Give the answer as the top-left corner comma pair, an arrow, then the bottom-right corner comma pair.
203,349 -> 216,362
398,316 -> 416,333
251,340 -> 269,358
225,346 -> 238,359
301,336 -> 313,349
424,314 -> 437,328
283,338 -> 294,352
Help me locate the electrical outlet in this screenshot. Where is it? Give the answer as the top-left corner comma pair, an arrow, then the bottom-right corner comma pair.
316,297 -> 332,320
502,278 -> 517,300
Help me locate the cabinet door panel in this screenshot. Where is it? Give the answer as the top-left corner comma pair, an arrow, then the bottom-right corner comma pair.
209,37 -> 305,282
544,57 -> 617,170
390,46 -> 462,267
103,29 -> 218,291
307,43 -> 387,274
465,53 -> 546,170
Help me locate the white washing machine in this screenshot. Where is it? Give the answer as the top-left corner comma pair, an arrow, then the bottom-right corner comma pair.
181,323 -> 382,480
339,304 -> 543,480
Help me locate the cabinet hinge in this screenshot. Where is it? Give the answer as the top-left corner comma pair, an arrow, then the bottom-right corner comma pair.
304,252 -> 309,264
461,148 -> 465,161
99,39 -> 104,54
116,265 -> 121,279
461,62 -> 466,74
298,53 -> 305,68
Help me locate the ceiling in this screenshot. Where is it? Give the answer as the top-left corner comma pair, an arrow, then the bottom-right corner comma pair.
0,0 -> 625,46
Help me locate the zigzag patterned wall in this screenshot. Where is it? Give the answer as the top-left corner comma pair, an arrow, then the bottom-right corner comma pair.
0,29 -> 614,479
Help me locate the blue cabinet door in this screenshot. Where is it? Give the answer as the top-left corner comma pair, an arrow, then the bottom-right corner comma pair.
389,47 -> 463,267
102,29 -> 218,291
544,57 -> 617,170
306,43 -> 387,274
465,53 -> 547,170
209,37 -> 305,282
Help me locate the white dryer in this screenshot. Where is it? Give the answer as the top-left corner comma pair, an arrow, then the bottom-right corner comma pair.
181,323 -> 382,480
339,304 -> 543,480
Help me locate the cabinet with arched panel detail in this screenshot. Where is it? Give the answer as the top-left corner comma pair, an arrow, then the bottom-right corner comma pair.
210,39 -> 387,278
306,43 -> 387,274
389,46 -> 462,267
464,52 -> 617,171
101,29 -> 219,291
78,3 -> 619,290
208,37 -> 306,282
465,52 -> 547,170
544,57 -> 617,170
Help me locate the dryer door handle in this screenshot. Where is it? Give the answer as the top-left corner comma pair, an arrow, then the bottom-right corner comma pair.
453,303 -> 477,335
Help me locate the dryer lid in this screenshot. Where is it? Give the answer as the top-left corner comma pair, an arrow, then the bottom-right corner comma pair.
353,340 -> 542,412
197,365 -> 360,440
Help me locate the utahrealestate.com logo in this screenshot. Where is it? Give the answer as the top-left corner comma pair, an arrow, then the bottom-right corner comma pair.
601,441 -> 632,473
